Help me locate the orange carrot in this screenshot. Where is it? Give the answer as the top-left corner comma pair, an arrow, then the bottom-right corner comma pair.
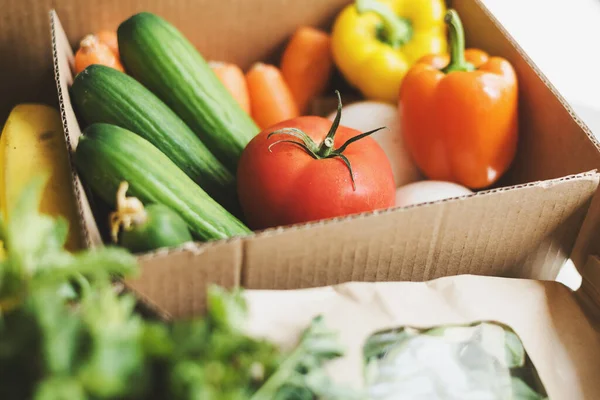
246,63 -> 299,130
74,34 -> 124,75
96,30 -> 119,56
280,26 -> 333,114
209,61 -> 251,114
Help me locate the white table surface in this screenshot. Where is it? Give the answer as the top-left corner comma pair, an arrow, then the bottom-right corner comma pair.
481,0 -> 600,289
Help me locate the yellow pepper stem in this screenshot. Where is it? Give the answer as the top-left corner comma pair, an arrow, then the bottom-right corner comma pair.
355,0 -> 412,48
442,10 -> 475,73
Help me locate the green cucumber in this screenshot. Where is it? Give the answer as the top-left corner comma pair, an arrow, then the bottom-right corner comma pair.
117,12 -> 260,173
70,64 -> 239,214
75,123 -> 251,241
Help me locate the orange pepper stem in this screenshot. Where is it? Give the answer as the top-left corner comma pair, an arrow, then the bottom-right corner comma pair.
355,0 -> 412,48
442,10 -> 475,74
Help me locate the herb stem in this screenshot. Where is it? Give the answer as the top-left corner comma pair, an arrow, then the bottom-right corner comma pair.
250,345 -> 305,400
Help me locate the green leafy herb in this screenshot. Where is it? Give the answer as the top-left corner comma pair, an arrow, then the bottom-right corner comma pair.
0,176 -> 348,400
252,315 -> 357,400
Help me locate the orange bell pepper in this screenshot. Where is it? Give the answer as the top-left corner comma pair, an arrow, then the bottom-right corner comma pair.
399,9 -> 518,189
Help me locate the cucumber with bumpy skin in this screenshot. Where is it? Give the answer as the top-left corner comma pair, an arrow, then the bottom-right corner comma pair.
71,64 -> 239,214
75,123 -> 251,241
109,182 -> 193,253
117,12 -> 260,173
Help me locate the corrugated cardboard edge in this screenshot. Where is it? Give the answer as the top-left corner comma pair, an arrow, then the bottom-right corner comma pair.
571,189 -> 600,273
575,255 -> 600,329
50,10 -> 102,248
125,240 -> 244,320
241,171 -> 599,290
133,170 -> 599,267
126,171 -> 599,318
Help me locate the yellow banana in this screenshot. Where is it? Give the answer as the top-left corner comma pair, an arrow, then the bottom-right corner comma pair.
0,104 -> 83,252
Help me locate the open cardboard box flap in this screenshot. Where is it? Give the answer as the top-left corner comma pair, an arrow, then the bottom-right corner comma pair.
242,275 -> 600,400
50,0 -> 600,319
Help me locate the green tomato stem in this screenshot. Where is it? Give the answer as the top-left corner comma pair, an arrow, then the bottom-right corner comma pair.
317,91 -> 343,157
267,91 -> 385,192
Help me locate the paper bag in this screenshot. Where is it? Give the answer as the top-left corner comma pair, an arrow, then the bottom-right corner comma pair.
243,275 -> 600,399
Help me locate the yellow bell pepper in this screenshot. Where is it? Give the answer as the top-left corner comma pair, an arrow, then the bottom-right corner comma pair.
331,0 -> 447,103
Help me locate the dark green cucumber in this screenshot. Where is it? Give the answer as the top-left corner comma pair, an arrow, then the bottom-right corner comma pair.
70,64 -> 239,214
75,123 -> 251,241
119,204 -> 192,253
117,12 -> 259,173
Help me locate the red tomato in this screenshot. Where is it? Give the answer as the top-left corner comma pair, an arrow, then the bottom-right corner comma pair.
237,114 -> 396,230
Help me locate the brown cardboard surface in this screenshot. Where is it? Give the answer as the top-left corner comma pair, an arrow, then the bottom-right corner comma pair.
571,191 -> 600,270
0,0 -> 58,123
125,240 -> 243,320
575,255 -> 600,327
118,172 -> 599,319
244,276 -> 600,400
48,0 -> 600,318
50,11 -> 103,248
0,0 -> 352,122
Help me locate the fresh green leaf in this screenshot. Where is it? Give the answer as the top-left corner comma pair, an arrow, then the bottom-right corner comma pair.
77,285 -> 148,398
6,176 -> 68,273
303,316 -> 344,357
34,376 -> 86,400
511,377 -> 548,400
0,175 -> 352,400
31,247 -> 137,288
141,322 -> 173,358
252,315 -> 350,400
206,284 -> 247,332
363,329 -> 409,361
0,213 -> 6,243
505,330 -> 526,368
29,286 -> 83,375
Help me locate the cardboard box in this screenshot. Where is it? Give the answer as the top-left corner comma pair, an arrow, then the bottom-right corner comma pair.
1,2 -> 600,396
44,0 -> 600,319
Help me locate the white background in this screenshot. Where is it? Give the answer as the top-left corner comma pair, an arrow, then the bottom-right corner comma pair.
483,0 -> 600,130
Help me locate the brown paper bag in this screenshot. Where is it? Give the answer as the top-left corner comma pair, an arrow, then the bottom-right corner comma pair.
243,275 -> 600,399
